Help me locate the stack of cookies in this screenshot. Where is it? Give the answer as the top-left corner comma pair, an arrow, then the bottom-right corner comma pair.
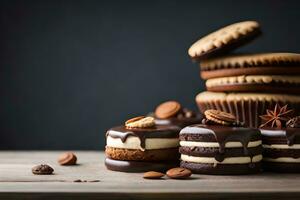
188,21 -> 300,127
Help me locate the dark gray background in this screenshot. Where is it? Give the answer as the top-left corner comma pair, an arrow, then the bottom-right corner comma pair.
1,0 -> 300,150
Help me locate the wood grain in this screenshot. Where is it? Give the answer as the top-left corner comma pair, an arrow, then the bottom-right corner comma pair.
0,151 -> 300,199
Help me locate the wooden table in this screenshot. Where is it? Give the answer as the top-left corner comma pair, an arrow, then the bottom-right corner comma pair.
0,151 -> 300,199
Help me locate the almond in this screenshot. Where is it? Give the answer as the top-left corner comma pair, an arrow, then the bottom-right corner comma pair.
155,101 -> 181,119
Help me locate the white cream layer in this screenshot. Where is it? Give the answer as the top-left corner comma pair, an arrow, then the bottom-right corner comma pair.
181,154 -> 262,164
263,157 -> 300,163
106,136 -> 179,151
263,144 -> 300,149
180,140 -> 261,148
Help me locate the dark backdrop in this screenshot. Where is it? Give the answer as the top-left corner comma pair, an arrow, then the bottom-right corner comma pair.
1,0 -> 300,150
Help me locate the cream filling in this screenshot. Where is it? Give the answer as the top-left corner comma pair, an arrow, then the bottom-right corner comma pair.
106,136 -> 179,151
180,140 -> 261,148
181,154 -> 262,164
206,75 -> 300,87
263,144 -> 300,149
263,157 -> 300,163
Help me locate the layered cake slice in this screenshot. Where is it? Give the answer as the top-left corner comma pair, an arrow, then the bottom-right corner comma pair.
179,109 -> 262,175
105,116 -> 180,172
260,104 -> 300,172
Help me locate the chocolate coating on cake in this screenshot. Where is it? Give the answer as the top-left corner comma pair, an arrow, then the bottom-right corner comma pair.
180,124 -> 261,162
106,125 -> 180,150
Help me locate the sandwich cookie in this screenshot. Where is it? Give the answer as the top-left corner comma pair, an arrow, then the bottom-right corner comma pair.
105,116 -> 180,172
200,53 -> 300,79
179,110 -> 262,175
188,21 -> 261,60
154,101 -> 202,128
206,75 -> 300,94
260,105 -> 300,172
196,91 -> 300,128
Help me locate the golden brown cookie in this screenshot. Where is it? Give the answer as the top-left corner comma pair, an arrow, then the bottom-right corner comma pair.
155,101 -> 181,119
200,53 -> 300,79
188,21 -> 261,60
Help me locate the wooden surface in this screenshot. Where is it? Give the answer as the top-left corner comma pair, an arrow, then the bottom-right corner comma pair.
1,151 -> 300,200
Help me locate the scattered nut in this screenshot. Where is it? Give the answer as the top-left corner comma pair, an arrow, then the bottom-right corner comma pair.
32,164 -> 54,175
155,101 -> 181,119
166,167 -> 192,179
58,152 -> 77,165
143,171 -> 165,179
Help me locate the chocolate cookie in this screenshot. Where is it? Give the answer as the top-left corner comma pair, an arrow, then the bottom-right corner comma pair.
261,128 -> 300,173
200,53 -> 300,79
196,91 -> 300,128
179,124 -> 262,175
188,21 -> 261,60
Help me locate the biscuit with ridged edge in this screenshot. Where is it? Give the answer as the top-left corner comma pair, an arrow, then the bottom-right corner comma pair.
188,21 -> 261,60
200,53 -> 300,79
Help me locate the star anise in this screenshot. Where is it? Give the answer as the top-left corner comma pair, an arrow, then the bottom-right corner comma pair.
259,104 -> 294,128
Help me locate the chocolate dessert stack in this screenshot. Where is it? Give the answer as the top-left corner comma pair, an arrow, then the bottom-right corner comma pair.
105,116 -> 181,172
188,21 -> 300,127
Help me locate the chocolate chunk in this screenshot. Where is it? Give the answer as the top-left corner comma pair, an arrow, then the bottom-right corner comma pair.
166,167 -> 192,179
32,164 -> 54,175
58,152 -> 77,165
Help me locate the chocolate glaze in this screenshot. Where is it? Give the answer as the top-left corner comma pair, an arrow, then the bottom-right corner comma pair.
106,125 -> 180,150
180,124 -> 261,162
261,128 -> 300,146
105,158 -> 179,173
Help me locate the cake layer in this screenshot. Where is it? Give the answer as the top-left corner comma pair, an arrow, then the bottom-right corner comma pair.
181,161 -> 261,175
105,158 -> 178,173
263,162 -> 300,173
107,135 -> 179,150
106,125 -> 180,151
261,129 -> 300,146
179,140 -> 261,148
105,147 -> 179,162
180,154 -> 262,164
263,147 -> 300,159
263,157 -> 300,163
180,146 -> 262,158
179,125 -> 261,143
